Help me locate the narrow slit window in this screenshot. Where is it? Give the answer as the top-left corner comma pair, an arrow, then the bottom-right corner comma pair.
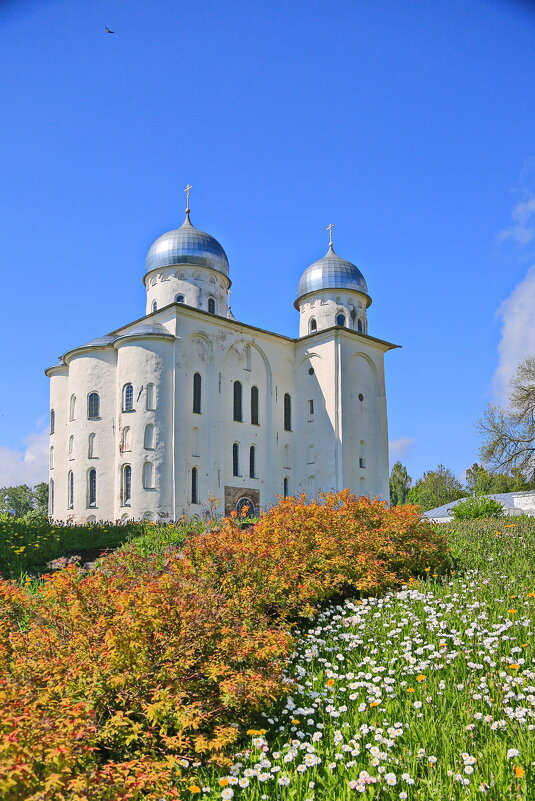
308,399 -> 314,421
69,394 -> 76,421
49,446 -> 54,469
88,469 -> 97,507
336,313 -> 346,327
144,423 -> 155,449
191,467 -> 199,504
49,479 -> 54,516
309,317 -> 317,333
251,385 -> 259,425
88,433 -> 96,458
284,393 -> 292,431
68,435 -> 74,459
122,465 -> 132,505
146,382 -> 155,410
50,409 -> 55,434
67,470 -> 74,509
233,443 -> 240,476
208,297 -> 216,314
249,445 -> 256,478
152,300 -> 157,313
193,373 -> 202,413
143,462 -> 154,489
233,381 -> 243,422
283,476 -> 289,498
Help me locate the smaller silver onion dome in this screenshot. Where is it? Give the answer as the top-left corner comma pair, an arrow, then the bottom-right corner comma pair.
295,244 -> 369,308
145,212 -> 229,276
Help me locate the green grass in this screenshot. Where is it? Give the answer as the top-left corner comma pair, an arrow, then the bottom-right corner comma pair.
0,517 -> 202,578
183,517 -> 534,800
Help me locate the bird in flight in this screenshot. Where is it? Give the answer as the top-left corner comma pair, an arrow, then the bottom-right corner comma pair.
105,26 -> 115,34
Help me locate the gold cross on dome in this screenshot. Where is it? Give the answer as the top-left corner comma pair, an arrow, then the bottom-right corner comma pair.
327,223 -> 334,247
184,184 -> 193,212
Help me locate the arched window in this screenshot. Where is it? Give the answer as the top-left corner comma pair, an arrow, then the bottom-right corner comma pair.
233,443 -> 240,476
251,386 -> 259,425
152,300 -> 157,313
176,294 -> 185,303
307,445 -> 315,464
359,439 -> 366,469
357,318 -> 363,332
208,297 -> 216,314
192,427 -> 200,457
283,444 -> 290,468
143,462 -> 154,489
67,470 -> 74,509
309,317 -> 317,333
88,433 -> 96,458
237,496 -> 255,516
69,394 -> 76,421
123,383 -> 134,411
49,446 -> 54,469
249,445 -> 256,478
283,393 -> 292,431
191,467 -> 199,504
68,435 -> 74,459
193,373 -> 202,413
283,477 -> 289,498
50,409 -> 55,434
233,381 -> 243,422
308,475 -> 315,497
122,426 -> 131,452
49,479 -> 54,516
308,399 -> 314,421
122,464 -> 132,506
144,423 -> 155,449
336,313 -> 346,327
88,468 -> 97,507
146,382 -> 155,410
87,392 -> 100,419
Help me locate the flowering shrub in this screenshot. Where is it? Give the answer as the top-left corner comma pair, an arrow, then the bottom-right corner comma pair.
0,492 -> 447,799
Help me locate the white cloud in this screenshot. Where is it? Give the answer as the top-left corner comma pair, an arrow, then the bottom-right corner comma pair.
498,197 -> 535,245
493,264 -> 535,404
389,436 -> 415,461
0,428 -> 49,488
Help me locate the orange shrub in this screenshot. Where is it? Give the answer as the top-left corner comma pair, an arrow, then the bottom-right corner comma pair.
0,492 -> 447,799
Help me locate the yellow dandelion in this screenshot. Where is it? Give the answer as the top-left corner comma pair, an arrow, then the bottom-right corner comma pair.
218,778 -> 229,787
416,674 -> 426,682
188,786 -> 201,794
508,609 -> 517,614
370,701 -> 380,707
510,664 -> 520,670
514,766 -> 525,778
327,678 -> 335,687
527,592 -> 535,598
406,688 -> 415,693
291,719 -> 300,724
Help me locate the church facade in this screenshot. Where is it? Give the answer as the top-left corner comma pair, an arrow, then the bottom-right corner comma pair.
46,198 -> 398,522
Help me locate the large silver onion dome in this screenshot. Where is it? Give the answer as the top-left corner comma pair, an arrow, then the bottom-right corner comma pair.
295,244 -> 369,308
145,212 -> 229,276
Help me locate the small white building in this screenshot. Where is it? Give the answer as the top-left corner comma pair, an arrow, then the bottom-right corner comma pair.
46,199 -> 398,522
424,490 -> 535,523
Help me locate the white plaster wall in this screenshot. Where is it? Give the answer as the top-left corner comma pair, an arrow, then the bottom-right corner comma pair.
48,366 -> 69,517
64,348 -> 117,522
114,335 -> 175,521
298,289 -> 369,337
144,265 -> 229,317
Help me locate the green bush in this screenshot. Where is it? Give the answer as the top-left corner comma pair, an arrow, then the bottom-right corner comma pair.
451,494 -> 505,520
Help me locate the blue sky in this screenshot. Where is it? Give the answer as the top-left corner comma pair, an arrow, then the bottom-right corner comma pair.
1,0 -> 535,488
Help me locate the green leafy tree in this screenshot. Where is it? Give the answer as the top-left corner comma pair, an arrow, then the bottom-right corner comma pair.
408,464 -> 464,512
33,482 -> 49,515
389,461 -> 412,506
451,495 -> 505,520
479,356 -> 535,480
0,485 -> 34,518
465,463 -> 535,495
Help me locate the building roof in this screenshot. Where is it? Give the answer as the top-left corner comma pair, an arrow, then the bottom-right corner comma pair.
424,490 -> 535,520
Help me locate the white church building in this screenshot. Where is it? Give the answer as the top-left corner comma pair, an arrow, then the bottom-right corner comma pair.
46,193 -> 398,522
